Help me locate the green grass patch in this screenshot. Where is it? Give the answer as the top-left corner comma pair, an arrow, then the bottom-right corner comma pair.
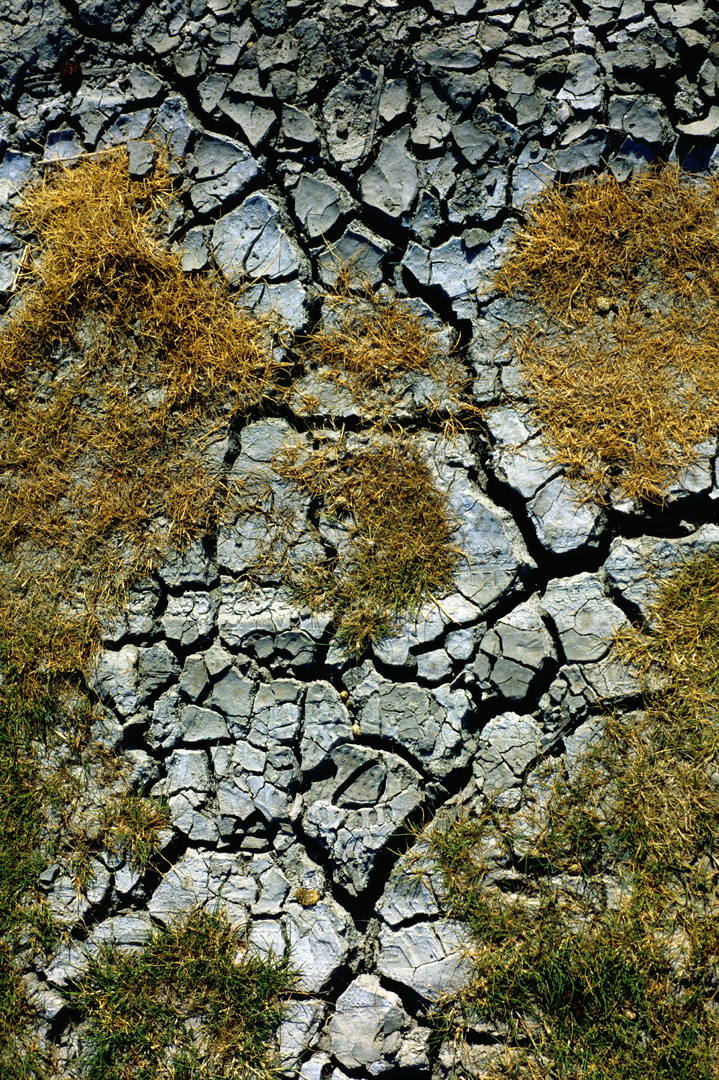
0,622 -> 171,1077
426,551 -> 719,1079
66,908 -> 298,1080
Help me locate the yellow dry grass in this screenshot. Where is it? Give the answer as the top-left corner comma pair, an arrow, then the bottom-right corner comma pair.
277,431 -> 460,653
300,275 -> 466,416
0,146 -> 285,673
497,167 -> 719,504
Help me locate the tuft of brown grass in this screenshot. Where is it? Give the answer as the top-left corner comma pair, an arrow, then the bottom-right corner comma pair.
497,167 -> 719,504
299,275 -> 465,416
0,146 -> 285,671
276,431 -> 460,654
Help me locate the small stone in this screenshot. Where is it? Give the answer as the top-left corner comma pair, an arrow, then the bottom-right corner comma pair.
43,128 -> 83,161
241,279 -> 309,332
451,121 -> 497,166
411,189 -> 442,242
166,748 -> 212,796
553,131 -> 607,173
127,66 -> 163,100
360,125 -> 418,217
512,143 -> 555,209
492,62 -> 536,97
609,96 -> 667,144
212,195 -> 300,283
415,649 -> 453,683
174,50 -> 200,79
161,594 -> 217,648
301,681 -> 353,772
654,1 -> 704,29
557,54 -> 603,110
0,151 -> 34,203
38,864 -> 61,890
199,74 -> 229,114
249,919 -> 286,957
294,886 -> 321,906
218,97 -> 276,149
475,712 -> 542,797
541,574 -> 628,664
187,132 -> 260,214
293,173 -> 348,240
148,95 -> 195,156
318,223 -> 389,286
416,29 -> 483,71
323,68 -> 378,165
102,110 -> 153,147
282,104 -> 318,144
480,597 -> 556,701
412,81 -> 451,150
445,626 -> 480,661
377,919 -> 473,1005
329,974 -> 412,1073
277,999 -> 326,1068
303,746 -> 423,894
528,475 -> 607,555
463,227 -> 490,250
126,138 -> 157,179
678,106 -> 719,138
379,79 -> 409,122
377,862 -> 443,926
300,1055 -> 332,1080
180,705 -> 230,742
286,898 -> 354,992
177,226 -> 209,272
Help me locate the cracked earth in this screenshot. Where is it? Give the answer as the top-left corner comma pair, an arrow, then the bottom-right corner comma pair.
2,0 -> 719,1075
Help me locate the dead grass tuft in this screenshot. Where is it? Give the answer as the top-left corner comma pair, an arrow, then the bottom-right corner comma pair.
0,146 -> 285,670
276,431 -> 460,654
497,167 -> 719,504
299,275 -> 465,416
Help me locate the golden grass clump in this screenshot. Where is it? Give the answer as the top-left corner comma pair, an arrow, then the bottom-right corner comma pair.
300,275 -> 465,414
277,432 -> 460,653
0,146 -> 285,671
497,167 -> 719,504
